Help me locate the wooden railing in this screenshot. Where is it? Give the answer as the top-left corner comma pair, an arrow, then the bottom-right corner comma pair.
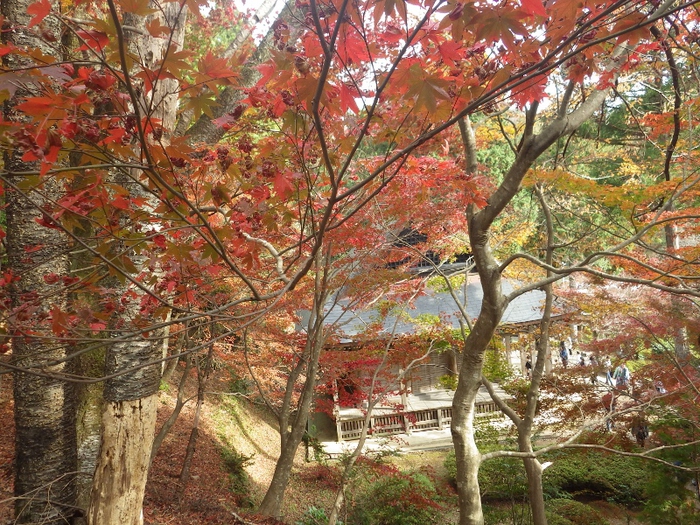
337,400 -> 500,441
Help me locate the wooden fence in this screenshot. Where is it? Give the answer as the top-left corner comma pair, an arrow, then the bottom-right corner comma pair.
336,400 -> 500,441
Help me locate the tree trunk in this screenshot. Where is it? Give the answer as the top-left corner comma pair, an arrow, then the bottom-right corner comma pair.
518,184 -> 555,525
258,259 -> 329,517
86,3 -> 187,523
87,327 -> 162,525
6,167 -> 78,525
451,376 -> 484,525
75,362 -> 104,520
519,435 -> 547,525
182,2 -> 303,143
257,322 -> 324,516
2,0 -> 78,522
87,397 -> 158,525
12,365 -> 77,525
176,345 -> 213,500
452,293 -> 503,525
327,417 -> 372,525
151,355 -> 194,463
259,438 -> 300,516
451,116 -> 506,525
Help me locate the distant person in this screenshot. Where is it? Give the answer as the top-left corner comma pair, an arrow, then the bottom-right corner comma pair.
589,355 -> 599,384
631,414 -> 649,447
525,355 -> 532,379
579,354 -> 586,367
655,381 -> 666,394
604,356 -> 613,385
602,391 -> 617,431
613,362 -> 630,389
559,341 -> 569,369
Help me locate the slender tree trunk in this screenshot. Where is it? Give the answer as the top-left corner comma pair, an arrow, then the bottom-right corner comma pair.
258,255 -> 330,517
452,295 -> 503,525
665,223 -> 690,358
452,116 -> 505,525
519,437 -> 547,525
258,303 -> 326,516
452,375 -> 485,525
177,345 -> 214,501
518,184 -> 556,525
327,416 -> 372,525
151,354 -> 194,463
177,404 -> 202,502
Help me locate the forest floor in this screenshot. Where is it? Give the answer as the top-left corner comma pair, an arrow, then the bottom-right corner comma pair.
0,365 -> 338,525
0,367 -> 644,525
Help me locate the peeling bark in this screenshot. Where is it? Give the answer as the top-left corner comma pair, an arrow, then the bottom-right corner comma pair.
87,398 -> 158,525
84,2 -> 187,522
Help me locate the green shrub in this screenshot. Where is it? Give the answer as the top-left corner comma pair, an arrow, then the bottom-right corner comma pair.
297,506 -> 339,525
542,450 -> 647,505
438,374 -> 458,390
349,470 -> 442,525
220,441 -> 255,508
483,340 -> 513,382
444,452 -> 528,501
483,502 -> 532,525
479,457 -> 529,501
545,511 -> 573,525
641,464 -> 700,525
228,372 -> 252,395
546,499 -> 610,525
446,447 -> 648,506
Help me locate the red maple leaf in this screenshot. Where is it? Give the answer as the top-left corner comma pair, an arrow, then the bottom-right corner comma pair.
76,30 -> 109,53
339,83 -> 360,114
520,0 -> 547,17
273,171 -> 294,199
27,0 -> 51,28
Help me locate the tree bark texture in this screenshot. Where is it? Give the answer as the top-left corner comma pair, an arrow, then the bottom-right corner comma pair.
87,397 -> 158,525
6,166 -> 78,524
2,0 -> 78,522
451,262 -> 503,525
86,3 -> 187,523
451,374 -> 484,525
86,326 -> 163,525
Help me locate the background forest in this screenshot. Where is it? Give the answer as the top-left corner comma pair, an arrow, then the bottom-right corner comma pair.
1,0 -> 700,524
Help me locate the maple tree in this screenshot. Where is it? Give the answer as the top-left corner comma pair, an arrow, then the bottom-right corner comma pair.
2,0 -> 700,524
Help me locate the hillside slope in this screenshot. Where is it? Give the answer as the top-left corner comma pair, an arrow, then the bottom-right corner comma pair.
0,367 -> 334,525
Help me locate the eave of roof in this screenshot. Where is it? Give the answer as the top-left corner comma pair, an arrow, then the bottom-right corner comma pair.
310,274 -> 571,341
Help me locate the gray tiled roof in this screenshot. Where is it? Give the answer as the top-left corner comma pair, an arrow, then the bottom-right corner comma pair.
316,275 -> 555,340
